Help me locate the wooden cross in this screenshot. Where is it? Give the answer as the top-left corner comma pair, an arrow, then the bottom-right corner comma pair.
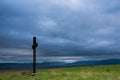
32,37 -> 38,74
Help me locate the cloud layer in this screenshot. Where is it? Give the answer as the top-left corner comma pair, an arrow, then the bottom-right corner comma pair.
0,0 -> 120,63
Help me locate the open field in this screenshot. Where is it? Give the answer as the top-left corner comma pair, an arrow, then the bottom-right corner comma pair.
0,65 -> 120,80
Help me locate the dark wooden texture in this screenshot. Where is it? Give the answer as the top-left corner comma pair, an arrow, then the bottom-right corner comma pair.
32,37 -> 38,74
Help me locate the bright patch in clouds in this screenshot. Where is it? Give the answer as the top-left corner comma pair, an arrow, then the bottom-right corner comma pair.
51,0 -> 85,11
37,19 -> 57,30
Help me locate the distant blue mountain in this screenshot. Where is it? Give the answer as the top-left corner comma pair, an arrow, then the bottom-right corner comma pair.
67,58 -> 120,67
0,58 -> 120,70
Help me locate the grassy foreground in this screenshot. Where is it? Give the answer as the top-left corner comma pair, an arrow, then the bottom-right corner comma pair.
0,65 -> 120,80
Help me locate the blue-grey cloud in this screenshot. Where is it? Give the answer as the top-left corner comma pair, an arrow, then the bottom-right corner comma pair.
0,0 -> 120,63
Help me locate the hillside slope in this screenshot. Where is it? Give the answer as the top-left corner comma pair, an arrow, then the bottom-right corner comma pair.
0,65 -> 120,80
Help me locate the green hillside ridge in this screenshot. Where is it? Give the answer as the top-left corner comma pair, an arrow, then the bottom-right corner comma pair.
0,65 -> 120,80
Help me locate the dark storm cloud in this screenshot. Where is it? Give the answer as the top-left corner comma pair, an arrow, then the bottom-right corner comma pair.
0,0 -> 120,63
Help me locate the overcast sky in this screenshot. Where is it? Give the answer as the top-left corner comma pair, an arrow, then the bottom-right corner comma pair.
0,0 -> 120,63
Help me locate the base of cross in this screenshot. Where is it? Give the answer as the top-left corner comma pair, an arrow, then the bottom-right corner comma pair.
31,73 -> 37,76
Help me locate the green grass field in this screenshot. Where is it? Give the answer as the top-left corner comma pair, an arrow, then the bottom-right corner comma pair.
0,65 -> 120,80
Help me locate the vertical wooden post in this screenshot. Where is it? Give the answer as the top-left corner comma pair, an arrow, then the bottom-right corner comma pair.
32,37 -> 38,75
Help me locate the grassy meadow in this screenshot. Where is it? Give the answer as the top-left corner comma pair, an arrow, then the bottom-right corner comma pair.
0,65 -> 120,80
